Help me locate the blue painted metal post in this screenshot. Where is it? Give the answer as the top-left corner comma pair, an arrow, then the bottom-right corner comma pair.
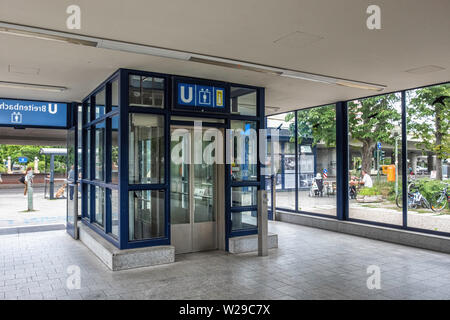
336,101 -> 348,221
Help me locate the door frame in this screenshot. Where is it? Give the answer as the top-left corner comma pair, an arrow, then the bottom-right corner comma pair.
169,124 -> 226,253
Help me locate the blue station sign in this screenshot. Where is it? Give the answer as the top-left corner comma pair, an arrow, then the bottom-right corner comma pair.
0,98 -> 67,128
177,83 -> 225,109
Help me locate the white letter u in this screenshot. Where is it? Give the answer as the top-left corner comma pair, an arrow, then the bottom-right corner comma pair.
49,104 -> 58,114
180,86 -> 193,103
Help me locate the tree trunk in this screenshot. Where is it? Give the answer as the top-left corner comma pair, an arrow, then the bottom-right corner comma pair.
361,140 -> 373,174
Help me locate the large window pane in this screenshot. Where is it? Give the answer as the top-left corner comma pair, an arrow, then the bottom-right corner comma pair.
230,120 -> 257,181
129,114 -> 165,184
129,75 -> 164,108
95,122 -> 105,181
111,79 -> 119,111
231,210 -> 257,231
232,187 -> 257,207
111,189 -> 119,238
129,190 -> 165,240
231,87 -> 257,116
95,186 -> 105,227
348,93 -> 403,225
297,105 -> 337,216
111,115 -> 119,184
95,89 -> 105,119
406,84 -> 450,232
266,112 -> 295,210
84,128 -> 90,179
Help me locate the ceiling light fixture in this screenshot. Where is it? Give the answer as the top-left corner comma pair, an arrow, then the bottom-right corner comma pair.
0,21 -> 386,91
0,81 -> 67,92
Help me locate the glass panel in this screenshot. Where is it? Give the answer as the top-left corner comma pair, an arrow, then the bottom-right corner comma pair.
230,120 -> 257,181
231,87 -> 257,116
348,93 -> 403,225
231,210 -> 257,231
266,112 -> 295,210
406,84 -> 450,232
170,130 -> 190,224
232,187 -> 257,207
129,190 -> 165,240
84,101 -> 90,124
95,122 -> 105,181
84,129 -> 90,179
111,116 -> 119,184
194,138 -> 216,223
129,114 -> 165,184
95,186 -> 105,226
111,189 -> 119,238
297,105 -> 337,216
84,183 -> 90,219
111,79 -> 119,111
129,75 -> 164,108
95,89 -> 106,119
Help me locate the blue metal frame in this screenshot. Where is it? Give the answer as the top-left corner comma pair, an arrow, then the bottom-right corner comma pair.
267,82 -> 450,239
80,68 -> 264,250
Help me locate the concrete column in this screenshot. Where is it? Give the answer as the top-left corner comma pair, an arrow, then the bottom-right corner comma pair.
257,189 -> 268,257
34,157 -> 40,174
410,153 -> 418,175
7,156 -> 12,174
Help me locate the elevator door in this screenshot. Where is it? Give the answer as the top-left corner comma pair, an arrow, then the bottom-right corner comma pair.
170,127 -> 218,254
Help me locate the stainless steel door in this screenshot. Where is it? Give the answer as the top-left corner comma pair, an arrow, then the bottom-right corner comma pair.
170,127 -> 218,254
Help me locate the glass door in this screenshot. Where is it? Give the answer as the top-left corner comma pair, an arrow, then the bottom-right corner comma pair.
170,126 -> 218,253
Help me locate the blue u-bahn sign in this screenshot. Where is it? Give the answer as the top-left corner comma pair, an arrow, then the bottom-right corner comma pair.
0,98 -> 67,128
176,82 -> 226,110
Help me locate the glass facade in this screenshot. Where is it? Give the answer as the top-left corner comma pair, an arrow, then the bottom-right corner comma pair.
80,69 -> 263,250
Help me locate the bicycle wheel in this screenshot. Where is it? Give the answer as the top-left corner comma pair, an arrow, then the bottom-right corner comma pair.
431,192 -> 447,212
396,194 -> 403,208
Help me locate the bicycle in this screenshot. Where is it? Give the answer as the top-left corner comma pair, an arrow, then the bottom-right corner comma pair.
430,183 -> 450,213
396,182 -> 431,210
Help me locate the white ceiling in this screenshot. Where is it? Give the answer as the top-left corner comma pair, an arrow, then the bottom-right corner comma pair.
0,0 -> 449,115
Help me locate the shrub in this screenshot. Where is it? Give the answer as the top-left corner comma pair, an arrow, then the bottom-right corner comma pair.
359,187 -> 381,196
414,179 -> 449,202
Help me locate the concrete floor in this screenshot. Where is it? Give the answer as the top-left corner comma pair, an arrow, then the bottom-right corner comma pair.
0,187 -> 66,228
1,221 -> 450,300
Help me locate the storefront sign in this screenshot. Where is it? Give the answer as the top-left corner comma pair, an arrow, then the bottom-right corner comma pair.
0,99 -> 67,128
177,83 -> 225,109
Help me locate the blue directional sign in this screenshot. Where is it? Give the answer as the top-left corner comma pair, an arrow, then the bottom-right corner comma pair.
0,99 -> 67,128
377,142 -> 382,150
177,83 -> 225,109
18,157 -> 28,163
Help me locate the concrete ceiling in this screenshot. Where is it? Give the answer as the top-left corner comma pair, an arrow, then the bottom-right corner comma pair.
0,127 -> 66,146
0,0 -> 449,116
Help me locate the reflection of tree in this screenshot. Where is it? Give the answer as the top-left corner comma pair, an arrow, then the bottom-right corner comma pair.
408,84 -> 450,181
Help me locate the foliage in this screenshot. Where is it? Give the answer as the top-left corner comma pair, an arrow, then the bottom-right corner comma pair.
0,145 -> 67,174
413,179 -> 449,203
358,187 -> 381,196
407,84 -> 450,161
285,105 -> 336,147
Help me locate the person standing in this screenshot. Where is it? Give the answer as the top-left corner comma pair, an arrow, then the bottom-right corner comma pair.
24,167 -> 34,195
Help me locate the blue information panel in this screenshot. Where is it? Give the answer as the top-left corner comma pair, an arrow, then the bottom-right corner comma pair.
18,157 -> 28,163
0,99 -> 67,128
177,83 -> 225,109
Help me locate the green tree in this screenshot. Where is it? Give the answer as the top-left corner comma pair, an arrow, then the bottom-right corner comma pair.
285,105 -> 336,148
407,84 -> 450,180
348,94 -> 401,173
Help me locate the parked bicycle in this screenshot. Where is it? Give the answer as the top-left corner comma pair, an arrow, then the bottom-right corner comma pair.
396,182 -> 449,212
430,183 -> 450,213
396,182 -> 431,210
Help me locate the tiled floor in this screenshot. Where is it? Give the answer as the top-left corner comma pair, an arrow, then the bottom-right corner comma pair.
1,221 -> 450,300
